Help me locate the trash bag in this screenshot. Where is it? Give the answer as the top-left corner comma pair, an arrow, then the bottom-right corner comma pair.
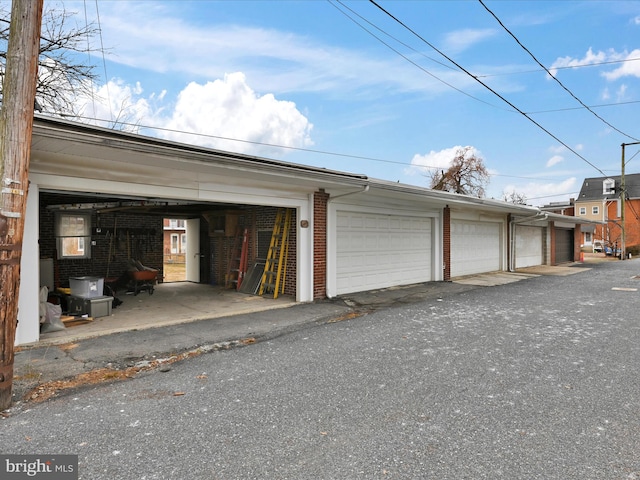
41,302 -> 65,333
39,286 -> 48,324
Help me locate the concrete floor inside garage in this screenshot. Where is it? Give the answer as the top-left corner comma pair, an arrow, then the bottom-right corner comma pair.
36,282 -> 296,346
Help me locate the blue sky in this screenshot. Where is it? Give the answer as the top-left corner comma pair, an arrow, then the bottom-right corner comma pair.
61,0 -> 640,206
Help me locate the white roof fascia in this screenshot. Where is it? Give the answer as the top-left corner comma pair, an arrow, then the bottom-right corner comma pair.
32,116 -> 369,189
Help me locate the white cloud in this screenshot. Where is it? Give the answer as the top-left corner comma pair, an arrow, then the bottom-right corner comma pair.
503,177 -> 578,207
549,47 -> 610,77
73,79 -> 154,131
602,49 -> 640,80
408,145 -> 482,175
442,28 -> 497,54
92,2 -> 473,98
157,73 -> 313,154
72,73 -> 313,155
546,155 -> 563,167
551,47 -> 640,81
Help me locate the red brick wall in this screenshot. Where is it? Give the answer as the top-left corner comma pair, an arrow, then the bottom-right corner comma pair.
313,189 -> 329,299
443,206 -> 451,281
573,224 -> 582,262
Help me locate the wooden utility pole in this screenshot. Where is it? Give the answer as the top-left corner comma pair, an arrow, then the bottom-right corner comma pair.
0,0 -> 43,411
621,141 -> 640,262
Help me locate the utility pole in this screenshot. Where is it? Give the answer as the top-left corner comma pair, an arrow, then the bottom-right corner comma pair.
0,0 -> 43,411
620,141 -> 640,262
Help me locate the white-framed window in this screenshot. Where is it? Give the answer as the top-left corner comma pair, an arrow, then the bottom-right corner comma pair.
579,207 -> 586,215
592,206 -> 599,215
603,178 -> 615,195
55,212 -> 91,259
585,232 -> 592,243
171,233 -> 179,254
169,219 -> 186,229
181,233 -> 187,253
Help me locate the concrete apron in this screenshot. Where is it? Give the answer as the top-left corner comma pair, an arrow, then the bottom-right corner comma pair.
33,261 -> 597,346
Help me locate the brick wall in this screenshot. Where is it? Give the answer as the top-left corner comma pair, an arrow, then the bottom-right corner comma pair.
443,206 -> 451,281
220,206 -> 297,297
313,189 -> 329,299
40,192 -> 164,289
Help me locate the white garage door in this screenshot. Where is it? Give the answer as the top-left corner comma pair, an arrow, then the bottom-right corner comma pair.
336,211 -> 432,295
451,220 -> 501,277
515,225 -> 543,268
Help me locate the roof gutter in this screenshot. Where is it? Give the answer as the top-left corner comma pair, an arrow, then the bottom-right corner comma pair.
327,184 -> 370,203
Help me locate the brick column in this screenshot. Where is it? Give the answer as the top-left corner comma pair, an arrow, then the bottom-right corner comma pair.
313,189 -> 329,299
549,221 -> 557,265
443,206 -> 451,281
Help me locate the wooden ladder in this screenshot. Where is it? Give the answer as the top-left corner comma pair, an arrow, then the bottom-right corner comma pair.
226,227 -> 249,290
259,208 -> 292,299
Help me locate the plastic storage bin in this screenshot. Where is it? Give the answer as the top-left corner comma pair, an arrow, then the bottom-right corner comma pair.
69,276 -> 104,298
68,295 -> 113,318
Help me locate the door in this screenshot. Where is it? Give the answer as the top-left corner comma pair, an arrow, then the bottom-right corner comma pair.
555,227 -> 574,264
186,218 -> 200,283
451,220 -> 501,277
515,225 -> 543,268
335,211 -> 432,295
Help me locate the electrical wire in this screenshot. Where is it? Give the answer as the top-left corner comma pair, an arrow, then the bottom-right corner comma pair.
478,0 -> 639,142
475,56 -> 640,78
92,0 -> 112,121
368,0 -> 609,178
327,0 -> 507,111
526,99 -> 640,115
69,113 -> 574,183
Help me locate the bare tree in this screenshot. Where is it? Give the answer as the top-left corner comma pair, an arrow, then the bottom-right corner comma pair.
0,2 -> 100,116
502,190 -> 528,205
429,147 -> 490,198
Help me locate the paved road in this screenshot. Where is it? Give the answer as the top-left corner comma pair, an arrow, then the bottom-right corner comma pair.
2,260 -> 640,479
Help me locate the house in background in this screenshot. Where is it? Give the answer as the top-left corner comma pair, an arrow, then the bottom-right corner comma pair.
540,198 -> 575,217
575,174 -> 640,254
164,218 -> 187,264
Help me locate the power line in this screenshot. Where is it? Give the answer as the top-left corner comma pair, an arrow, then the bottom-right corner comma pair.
475,56 -> 640,78
368,0 -> 609,178
478,0 -> 639,142
69,113 -> 574,183
526,99 -> 640,115
327,0 -> 507,111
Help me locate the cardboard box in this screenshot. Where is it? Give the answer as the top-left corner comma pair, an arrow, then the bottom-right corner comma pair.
70,276 -> 104,298
68,295 -> 113,318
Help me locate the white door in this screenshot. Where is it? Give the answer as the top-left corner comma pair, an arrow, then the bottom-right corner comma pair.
185,218 -> 200,283
336,211 -> 432,295
451,220 -> 501,277
515,225 -> 543,268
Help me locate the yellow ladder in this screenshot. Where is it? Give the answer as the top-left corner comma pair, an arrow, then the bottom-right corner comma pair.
259,208 -> 292,299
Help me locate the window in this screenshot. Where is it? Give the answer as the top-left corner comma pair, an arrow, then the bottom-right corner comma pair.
181,233 -> 187,253
585,232 -> 592,244
169,219 -> 186,229
579,207 -> 586,215
592,206 -> 599,215
603,178 -> 615,195
55,212 -> 91,259
170,233 -> 179,254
